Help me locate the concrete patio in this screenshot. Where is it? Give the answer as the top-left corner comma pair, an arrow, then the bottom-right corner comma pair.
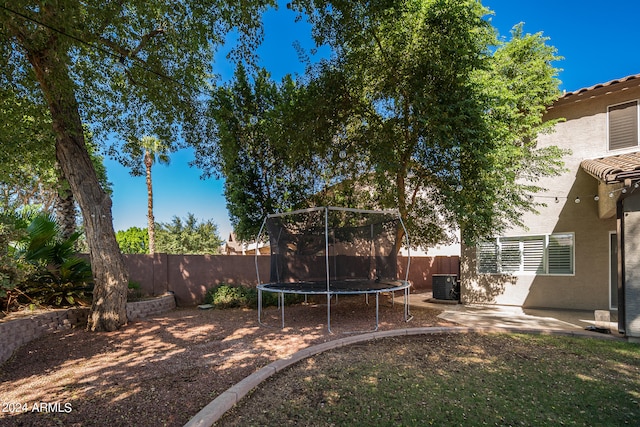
410,292 -> 622,336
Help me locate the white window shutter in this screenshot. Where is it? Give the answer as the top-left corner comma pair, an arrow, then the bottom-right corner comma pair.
548,234 -> 574,274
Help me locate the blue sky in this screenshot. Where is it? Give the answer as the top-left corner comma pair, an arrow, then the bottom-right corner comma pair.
105,0 -> 640,240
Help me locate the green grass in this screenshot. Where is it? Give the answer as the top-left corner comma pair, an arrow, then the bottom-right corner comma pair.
217,333 -> 640,426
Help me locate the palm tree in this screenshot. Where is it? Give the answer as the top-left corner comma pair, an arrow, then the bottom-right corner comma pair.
139,136 -> 171,254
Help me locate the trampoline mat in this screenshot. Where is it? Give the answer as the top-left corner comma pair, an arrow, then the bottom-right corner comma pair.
258,279 -> 409,294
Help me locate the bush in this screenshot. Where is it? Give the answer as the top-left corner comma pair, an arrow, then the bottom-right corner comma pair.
204,284 -> 304,309
205,284 -> 254,309
127,281 -> 145,302
2,212 -> 93,312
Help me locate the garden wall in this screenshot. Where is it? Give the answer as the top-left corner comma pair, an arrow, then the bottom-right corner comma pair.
0,295 -> 177,365
123,254 -> 459,306
0,308 -> 89,365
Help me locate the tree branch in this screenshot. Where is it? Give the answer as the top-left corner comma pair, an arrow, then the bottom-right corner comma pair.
98,27 -> 165,63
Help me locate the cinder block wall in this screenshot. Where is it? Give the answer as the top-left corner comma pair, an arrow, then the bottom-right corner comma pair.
1,295 -> 177,365
124,254 -> 460,306
0,308 -> 89,364
126,294 -> 176,321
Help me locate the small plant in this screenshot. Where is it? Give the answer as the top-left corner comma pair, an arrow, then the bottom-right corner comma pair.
205,284 -> 253,309
127,281 -> 146,301
204,283 -> 304,309
6,212 -> 94,309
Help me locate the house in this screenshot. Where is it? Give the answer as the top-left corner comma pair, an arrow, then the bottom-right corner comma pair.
224,232 -> 270,255
461,74 -> 640,341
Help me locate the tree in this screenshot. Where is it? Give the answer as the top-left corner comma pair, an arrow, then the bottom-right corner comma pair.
155,213 -> 224,254
115,227 -> 149,254
216,0 -> 566,250
1,0 -> 274,331
0,85 -> 111,240
122,136 -> 170,254
194,65 -> 332,240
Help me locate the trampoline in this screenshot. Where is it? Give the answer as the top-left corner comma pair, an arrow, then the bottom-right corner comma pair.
255,206 -> 412,333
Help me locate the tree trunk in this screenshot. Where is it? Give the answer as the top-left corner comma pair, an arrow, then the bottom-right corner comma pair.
54,165 -> 77,241
28,47 -> 129,332
145,151 -> 156,254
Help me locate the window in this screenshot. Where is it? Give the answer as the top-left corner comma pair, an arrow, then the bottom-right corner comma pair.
609,100 -> 638,151
477,233 -> 574,275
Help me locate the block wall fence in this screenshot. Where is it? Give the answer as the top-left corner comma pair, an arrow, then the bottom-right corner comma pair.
123,254 -> 460,306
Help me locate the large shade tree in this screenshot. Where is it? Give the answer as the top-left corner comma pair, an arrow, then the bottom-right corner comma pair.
202,0 -> 568,249
292,0 -> 568,248
194,64 -> 340,240
1,0 -> 274,331
0,86 -> 110,240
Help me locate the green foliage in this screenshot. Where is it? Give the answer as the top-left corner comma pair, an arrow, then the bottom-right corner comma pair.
195,65 -> 326,240
116,227 -> 149,254
22,257 -> 93,307
1,0 -> 277,329
1,213 -> 93,311
121,135 -> 172,177
127,281 -> 146,301
205,284 -> 254,308
204,283 -> 301,309
155,213 -> 224,254
0,213 -> 29,311
206,0 -> 568,248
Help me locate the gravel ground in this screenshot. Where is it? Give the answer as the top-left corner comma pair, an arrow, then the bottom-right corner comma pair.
0,294 -> 451,427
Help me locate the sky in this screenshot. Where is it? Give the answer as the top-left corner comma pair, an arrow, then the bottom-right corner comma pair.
104,0 -> 640,241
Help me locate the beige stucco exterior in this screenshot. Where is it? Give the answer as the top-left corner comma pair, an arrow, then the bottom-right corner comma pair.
462,78 -> 640,311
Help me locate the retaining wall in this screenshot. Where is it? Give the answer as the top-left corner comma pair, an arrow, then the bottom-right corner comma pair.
0,308 -> 89,365
0,294 -> 176,365
126,293 -> 176,321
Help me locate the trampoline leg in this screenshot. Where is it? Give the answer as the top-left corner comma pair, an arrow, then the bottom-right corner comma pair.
258,289 -> 262,325
327,293 -> 332,334
404,287 -> 413,322
280,293 -> 285,329
375,292 -> 379,332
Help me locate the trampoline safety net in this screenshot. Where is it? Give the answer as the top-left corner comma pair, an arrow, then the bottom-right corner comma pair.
264,207 -> 401,288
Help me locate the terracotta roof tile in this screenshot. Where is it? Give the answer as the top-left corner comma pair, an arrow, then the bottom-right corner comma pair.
562,74 -> 640,99
581,151 -> 640,183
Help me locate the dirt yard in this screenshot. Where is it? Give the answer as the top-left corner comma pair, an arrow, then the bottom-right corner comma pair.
0,295 -> 452,426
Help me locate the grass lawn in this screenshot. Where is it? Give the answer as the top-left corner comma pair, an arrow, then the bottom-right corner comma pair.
217,333 -> 640,426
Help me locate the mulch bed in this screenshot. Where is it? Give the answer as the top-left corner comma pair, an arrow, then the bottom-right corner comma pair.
0,294 -> 451,427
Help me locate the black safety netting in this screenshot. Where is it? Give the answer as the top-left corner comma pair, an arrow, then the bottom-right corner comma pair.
265,208 -> 401,291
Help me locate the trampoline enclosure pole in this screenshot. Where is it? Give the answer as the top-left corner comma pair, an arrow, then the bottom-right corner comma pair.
255,217 -> 267,285
325,207 -> 332,332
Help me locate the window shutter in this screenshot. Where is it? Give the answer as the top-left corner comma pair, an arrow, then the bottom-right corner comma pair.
523,237 -> 545,273
500,238 -> 521,272
477,241 -> 498,273
548,234 -> 574,274
609,101 -> 638,151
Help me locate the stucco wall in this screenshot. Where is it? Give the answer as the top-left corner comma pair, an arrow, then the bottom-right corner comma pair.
462,83 -> 640,310
623,194 -> 640,339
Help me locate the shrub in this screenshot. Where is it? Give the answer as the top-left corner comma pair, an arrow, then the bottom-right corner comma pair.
2,212 -> 94,311
205,284 -> 253,309
204,284 -> 304,309
127,281 -> 145,302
